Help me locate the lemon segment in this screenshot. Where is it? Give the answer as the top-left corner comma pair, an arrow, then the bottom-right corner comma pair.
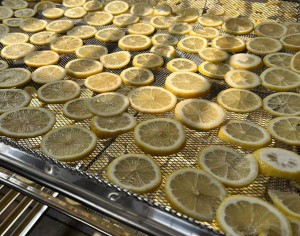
104,1 -> 129,15
75,45 -> 108,60
0,61 -> 8,71
246,37 -> 282,55
34,1 -> 56,11
212,35 -> 246,53
2,0 -> 28,10
100,51 -> 131,69
0,68 -> 31,88
127,23 -> 155,36
150,16 -> 172,29
63,98 -> 93,121
132,53 -> 164,70
175,8 -> 198,23
150,45 -> 176,58
20,18 -> 48,32
166,58 -> 197,72
83,0 -> 102,11
24,50 -> 59,68
113,14 -> 139,27
151,34 -> 178,46
189,27 -> 220,40
95,28 -> 125,42
222,17 -> 254,35
198,48 -> 228,63
2,18 -> 22,28
198,62 -> 233,79
0,33 -> 29,46
84,72 -> 122,93
207,5 -> 225,15
64,6 -> 87,18
65,59 -> 103,78
291,52 -> 300,74
118,35 -> 152,51
153,3 -> 171,16
0,89 -> 31,114
168,23 -> 192,35
50,36 -> 83,54
198,15 -> 223,27
30,31 -> 57,45
130,2 -> 153,16
280,33 -> 300,51
177,36 -> 208,54
1,43 -> 35,60
120,67 -> 154,86
0,6 -> 14,20
67,25 -> 97,39
32,65 -> 66,84
62,0 -> 86,8
263,53 -> 293,69
46,20 -> 74,33
285,22 -> 300,35
14,8 -> 36,18
228,53 -> 263,71
84,11 -> 114,26
42,8 -> 65,19
255,22 -> 287,38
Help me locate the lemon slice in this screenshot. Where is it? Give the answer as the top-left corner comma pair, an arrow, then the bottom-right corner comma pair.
0,33 -> 29,46
67,25 -> 97,39
289,217 -> 300,236
2,18 -> 22,28
1,43 -> 35,60
285,22 -> 300,36
175,8 -> 198,23
198,15 -> 223,27
86,92 -> 129,117
42,8 -> 65,19
24,50 -> 59,68
95,28 -> 125,42
151,33 -> 178,46
91,113 -> 136,138
291,52 -> 300,74
0,61 -> 8,71
222,17 -> 254,35
20,18 -> 47,33
165,168 -> 227,221
107,154 -> 161,193
168,23 -> 192,35
41,125 -> 97,162
14,8 -> 36,18
150,45 -> 176,58
198,48 -> 228,63
84,72 -> 122,93
0,68 -> 31,88
207,5 -> 225,15
280,33 -> 300,51
64,6 -> 87,18
0,89 -> 31,114
62,0 -> 86,8
132,53 -> 164,70
120,67 -> 154,86
46,20 -> 74,33
229,53 -> 263,71
34,1 -> 56,11
134,118 -> 186,155
83,0 -> 103,11
2,0 -> 28,10
75,45 -> 107,60
113,13 -> 139,27
189,27 -> 220,40
63,98 -> 93,121
217,195 -> 291,236
166,58 -> 197,73
255,22 -> 287,38
217,88 -> 262,113
0,6 -> 14,20
84,11 -> 113,26
100,51 -> 130,69
212,35 -> 246,53
153,3 -> 171,16
130,2 -> 153,16
127,23 -> 155,36
32,65 -> 66,84
128,86 -> 176,113
65,59 -> 103,78
175,99 -> 226,131
150,16 -> 172,29
177,36 -> 208,54
30,31 -> 58,45
118,35 -> 152,51
263,53 -> 293,69
268,116 -> 300,146
246,37 -> 282,55
260,67 -> 300,92
104,0 -> 129,15
219,120 -> 271,149
50,36 -> 83,54
225,69 -> 261,89
198,61 -> 233,79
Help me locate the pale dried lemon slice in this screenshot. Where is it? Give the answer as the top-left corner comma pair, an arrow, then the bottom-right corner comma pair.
127,23 -> 155,36
246,37 -> 282,55
104,0 -> 129,15
0,61 -> 8,71
0,33 -> 29,46
175,8 -> 198,23
32,65 -> 66,84
222,17 -> 254,35
0,68 -> 31,88
169,23 -> 192,35
255,22 -> 287,39
151,33 -> 178,46
84,72 -> 122,93
65,59 -> 103,78
46,20 -> 74,33
198,48 -> 228,63
84,11 -> 113,26
166,58 -> 197,73
100,51 -> 130,69
1,43 -> 35,60
189,27 -> 220,40
95,28 -> 125,42
0,107 -> 56,138
291,51 -> 300,74
165,168 -> 227,221
130,2 -> 153,16
91,113 -> 137,138
175,99 -> 226,131
280,33 -> 300,51
24,50 -> 59,68
118,35 -> 152,51
2,0 -> 28,10
199,61 -> 233,79
153,3 -> 171,16
41,125 -> 97,162
107,154 -> 161,193
263,53 -> 293,69
42,8 -> 65,19
113,13 -> 139,27
64,7 -> 87,18
198,15 -> 223,27
224,69 -> 261,89
207,5 -> 225,15
150,45 -> 176,58
0,6 -> 14,20
20,18 -> 48,33
63,0 -> 86,8
134,118 -> 186,155
228,53 -> 263,71
83,0 -> 102,11
86,92 -> 129,117
2,18 -> 22,28
150,16 -> 172,29
120,67 -> 154,86
30,31 -> 58,45
34,1 -> 55,11
212,35 -> 246,53
14,8 -> 36,18
285,22 -> 300,35
0,89 -> 31,114
132,53 -> 164,70
63,98 -> 93,121
75,45 -> 107,60
50,36 -> 83,54
177,36 -> 208,53
67,25 -> 97,39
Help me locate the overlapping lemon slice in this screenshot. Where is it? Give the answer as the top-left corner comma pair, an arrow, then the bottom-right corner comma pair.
42,8 -> 65,19
175,8 -> 198,23
46,20 -> 74,33
24,50 -> 59,68
118,35 -> 152,51
84,11 -> 113,26
64,6 -> 87,18
285,22 -> 300,35
104,0 -> 129,15
198,15 -> 223,27
166,58 -> 197,73
32,65 -> 66,84
177,36 -> 208,53
0,6 -> 14,20
153,3 -> 172,16
150,16 -> 172,29
50,36 -> 83,54
132,53 -> 164,69
198,61 -> 233,79
14,8 -> 36,18
84,72 -> 122,93
228,53 -> 263,71
62,0 -> 86,8
2,18 -> 22,28
30,31 -> 57,45
0,68 -> 31,88
2,0 -> 28,10
100,51 -> 131,69
224,69 -> 261,89
263,53 -> 293,68
1,43 -> 35,60
151,33 -> 178,46
0,61 -> 8,71
280,33 -> 300,51
75,45 -> 108,60
0,89 -> 31,114
20,18 -> 48,32
246,37 -> 282,55
95,28 -> 125,42
222,17 -> 254,35
67,25 -> 97,39
34,1 -> 55,11
130,2 -> 153,16
255,22 -> 287,38
212,35 -> 246,53
169,23 -> 192,35
207,5 -> 225,15
198,48 -> 228,63
65,59 -> 103,78
150,45 -> 176,58
113,13 -> 139,27
120,67 -> 154,86
0,33 -> 29,46
63,98 -> 93,121
83,0 -> 103,11
291,52 -> 300,74
189,27 -> 220,40
0,24 -> 9,38
127,23 -> 155,36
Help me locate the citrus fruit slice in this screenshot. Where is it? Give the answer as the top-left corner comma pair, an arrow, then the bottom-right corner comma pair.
120,67 -> 154,86
34,1 -> 56,11
228,53 -> 263,71
151,33 -> 178,46
62,98 -> 93,121
285,22 -> 300,35
0,33 -> 29,46
132,53 -> 164,70
153,3 -> 171,16
175,99 -> 226,131
216,195 -> 291,236
168,23 -> 192,35
166,58 -> 197,73
86,92 -> 129,117
177,36 -> 208,53
83,0 -> 102,11
32,65 -> 66,84
289,217 -> 300,236
0,61 -> 8,71
222,17 -> 254,35
130,2 -> 153,16
207,5 -> 225,15
255,22 -> 287,38
42,8 -> 64,19
128,86 -> 176,113
24,50 -> 59,68
50,36 -> 83,54
84,72 -> 122,93
212,35 -> 246,53
0,6 -> 14,20
95,28 -> 125,42
0,89 -> 31,114
84,11 -> 113,26
14,8 -> 35,18
150,16 -> 172,29
100,51 -> 130,69
30,31 -> 57,45
2,0 -> 28,10
150,45 -> 176,58
165,168 -> 227,221
37,80 -> 81,104
246,37 -> 282,55
91,113 -> 136,138
65,59 -> 103,78
189,27 -> 220,40
113,14 -> 139,27
198,48 -> 228,63
67,25 -> 97,39
75,45 -> 107,60
198,61 -> 233,79
20,18 -> 47,32
118,35 -> 152,51
104,0 -> 129,15
198,146 -> 258,187
280,33 -> 300,51
41,125 -> 97,162
127,23 -> 155,36
174,8 -> 198,23
0,107 -> 56,138
64,6 -> 87,18
62,0 -> 86,8
134,118 -> 186,155
46,20 -> 74,33
198,15 -> 223,27
1,43 -> 35,60
218,120 -> 271,149
263,53 -> 293,69
107,154 -> 161,193
2,18 -> 22,28
291,52 -> 300,74
0,68 -> 31,88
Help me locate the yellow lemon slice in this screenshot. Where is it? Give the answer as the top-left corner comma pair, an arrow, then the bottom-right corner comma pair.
42,8 -> 64,19
150,16 -> 172,29
132,53 -> 164,69
0,89 -> 31,114
169,23 -> 192,35
212,35 -> 246,53
14,8 -> 36,18
2,0 -> 28,10
177,36 -> 208,53
166,58 -> 198,73
175,8 -> 198,23
83,0 -> 102,11
246,37 -> 282,55
2,18 -> 22,28
0,33 -> 29,46
32,65 -> 66,84
67,25 -> 97,39
222,17 -> 254,35
50,36 -> 83,54
30,31 -> 57,45
62,0 -> 86,8
224,69 -> 261,89
46,20 -> 74,33
127,23 -> 155,36
118,35 -> 152,51
1,43 -> 35,60
150,45 -> 176,58
228,53 -> 263,71
34,1 -> 56,11
280,33 -> 300,51
0,61 -> 8,71
120,67 -> 154,86
95,28 -> 125,42
64,6 -> 87,18
0,68 -> 31,88
0,6 -> 14,20
151,33 -> 178,46
189,27 -> 220,40
62,98 -> 93,121
75,45 -> 107,60
65,59 -> 103,78
255,22 -> 287,38
113,13 -> 139,27
285,22 -> 300,35
263,53 -> 293,68
199,61 -> 233,79
84,72 -> 122,93
100,51 -> 131,69
291,51 -> 300,74
20,18 -> 48,32
104,0 -> 129,15
153,3 -> 171,16
207,5 -> 225,15
130,2 -> 153,16
198,48 -> 228,62
84,11 -> 113,26
24,50 -> 59,68
198,15 -> 223,27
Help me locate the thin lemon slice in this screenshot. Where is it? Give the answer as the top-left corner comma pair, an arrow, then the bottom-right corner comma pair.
151,34 -> 178,46
118,35 -> 151,51
198,15 -> 223,27
260,67 -> 300,92
212,35 -> 246,53
83,0 -> 102,11
63,98 -> 93,121
0,61 -> 8,71
198,48 -> 228,63
104,1 -> 129,15
32,65 -> 66,84
67,25 -> 96,39
24,50 -> 59,68
95,28 -> 125,42
132,53 -> 164,70
14,8 -> 36,18
2,0 -> 28,10
41,125 -> 97,162
169,23 -> 192,35
107,154 -> 161,193
207,5 -> 225,15
86,92 -> 129,117
100,51 -> 130,69
1,43 -> 35,60
130,2 -> 153,16
218,120 -> 271,149
268,116 -> 300,146
0,6 -> 14,20
263,53 -> 293,69
263,92 -> 300,116
91,113 -> 136,138
62,0 -> 86,8
0,107 -> 55,138
84,11 -> 113,26
75,45 -> 107,60
222,17 -> 254,35
198,146 -> 258,187
34,1 -> 56,11
128,86 -> 176,113
291,52 -> 300,74
84,72 -> 122,93
246,37 -> 282,55
0,33 -> 29,46
177,36 -> 208,54
228,53 -> 263,71
255,22 -> 287,39
153,3 -> 171,16
65,59 -> 103,78
217,195 -> 291,236
189,27 -> 220,40
20,18 -> 47,33
30,31 -> 57,45
120,67 -> 154,86
64,6 -> 87,18
0,89 -> 31,114
150,16 -> 172,29
113,14 -> 139,27
2,18 -> 22,28
134,118 -> 186,155
127,23 -> 155,36
165,168 -> 227,221
166,58 -> 197,73
50,36 -> 83,54
42,8 -> 65,19
280,33 -> 300,51
285,22 -> 300,35
150,45 -> 176,58
175,8 -> 198,23
0,68 -> 31,88
46,20 -> 74,33
199,61 -> 233,79
175,99 -> 226,131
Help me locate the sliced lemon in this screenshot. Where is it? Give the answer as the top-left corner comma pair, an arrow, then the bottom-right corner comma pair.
0,89 -> 31,114
2,18 -> 22,28
104,0 -> 129,15
166,58 -> 197,73
212,35 -> 246,53
0,107 -> 56,138
150,45 -> 176,58
84,72 -> 122,93
100,51 -> 130,69
218,120 -> 271,149
50,36 -> 83,54
83,0 -> 102,11
46,20 -> 74,33
246,37 -> 282,55
134,118 -> 186,155
198,48 -> 228,63
67,25 -> 97,39
255,22 -> 287,38
130,2 -> 153,16
285,22 -> 300,35
127,23 -> 155,36
150,16 -> 172,29
84,11 -> 113,26
189,27 -> 220,40
32,65 -> 66,84
217,195 -> 291,236
42,8 -> 65,19
222,17 -> 254,35
91,113 -> 136,138
24,50 -> 59,68
165,168 -> 227,221
291,52 -> 300,74
113,13 -> 139,27
20,18 -> 48,33
63,98 -> 93,121
30,31 -> 57,45
151,33 -> 178,46
177,36 -> 208,54
107,154 -> 161,193
0,6 -> 14,20
95,28 -> 125,42
132,53 -> 164,70
174,8 -> 198,23
86,92 -> 129,117
229,53 -> 263,71
34,1 -> 55,11
41,125 -> 97,162
75,45 -> 107,60
0,33 -> 29,46
0,68 -> 31,88
153,3 -> 171,16
118,35 -> 151,51
0,61 -> 8,71
198,15 -> 223,27
62,0 -> 86,8
198,61 -> 233,79
120,67 -> 154,86
65,59 -> 103,78
14,8 -> 36,18
263,53 -> 293,69
2,0 -> 28,10
168,23 -> 192,35
280,33 -> 300,51
64,6 -> 87,18
1,43 -> 35,60
289,217 -> 300,236
207,5 -> 225,15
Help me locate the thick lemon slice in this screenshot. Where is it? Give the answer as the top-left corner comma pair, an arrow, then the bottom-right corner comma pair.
130,2 -> 153,16
0,6 -> 14,20
212,35 -> 246,53
217,195 -> 291,236
153,3 -> 171,16
255,22 -> 287,38
65,59 -> 103,78
32,65 -> 66,84
198,15 -> 223,27
107,154 -> 161,193
30,31 -> 57,45
34,1 -> 55,11
175,99 -> 226,131
0,89 -> 31,114
198,146 -> 258,187
118,35 -> 151,51
120,67 -> 154,86
246,37 -> 282,55
0,33 -> 29,46
41,125 -> 97,162
291,52 -> 300,74
169,23 -> 192,35
177,36 -> 208,53
0,107 -> 55,138
113,14 -> 139,27
64,6 -> 87,18
20,18 -> 47,32
175,8 -> 198,23
218,120 -> 271,149
91,113 -> 136,138
285,22 -> 300,35
127,23 -> 155,36
228,53 -> 263,71
2,18 -> 22,28
198,48 -> 228,63
151,34 -> 178,46
134,118 -> 186,155
67,25 -> 96,39
63,98 -> 93,121
198,61 -> 233,79
0,68 -> 31,88
14,8 -> 36,18
189,27 -> 220,40
132,53 -> 164,70
263,53 -> 293,69
280,33 -> 300,51
0,61 -> 8,71
84,11 -> 113,26
24,50 -> 59,68
62,0 -> 86,8
100,51 -> 130,69
83,0 -> 102,11
165,168 -> 227,221
128,86 -> 176,113
50,36 -> 83,54
150,16 -> 172,29
1,43 -> 35,60
222,17 -> 254,35
104,0 -> 129,15
84,72 -> 122,93
75,45 -> 107,60
46,20 -> 74,33
150,45 -> 176,58
2,0 -> 28,10
42,8 -> 65,19
95,28 -> 125,42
